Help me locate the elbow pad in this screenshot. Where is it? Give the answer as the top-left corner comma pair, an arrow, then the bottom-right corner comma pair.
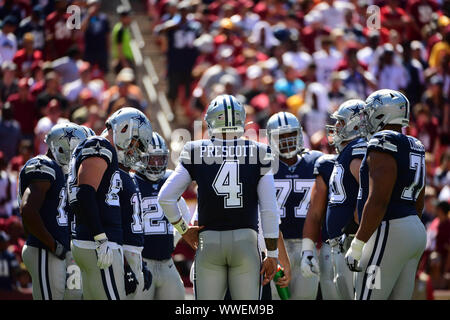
73,184 -> 104,237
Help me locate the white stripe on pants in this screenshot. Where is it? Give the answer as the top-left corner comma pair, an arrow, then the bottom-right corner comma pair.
22,245 -> 66,300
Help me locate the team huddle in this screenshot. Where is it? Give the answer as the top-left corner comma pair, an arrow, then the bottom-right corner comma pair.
18,88 -> 427,300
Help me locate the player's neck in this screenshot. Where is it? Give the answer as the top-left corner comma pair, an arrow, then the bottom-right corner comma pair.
102,129 -> 115,146
382,124 -> 402,133
280,154 -> 298,167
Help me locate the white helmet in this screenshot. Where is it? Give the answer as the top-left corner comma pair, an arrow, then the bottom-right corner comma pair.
138,132 -> 169,181
204,94 -> 246,137
105,107 -> 153,169
363,89 -> 410,139
266,111 -> 304,158
80,125 -> 95,137
326,99 -> 366,152
45,122 -> 88,173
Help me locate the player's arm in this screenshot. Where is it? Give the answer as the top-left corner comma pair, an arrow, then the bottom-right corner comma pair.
257,170 -> 279,285
301,175 -> 327,277
302,175 -> 328,243
349,158 -> 362,184
76,157 -> 108,239
275,231 -> 291,288
172,196 -> 192,246
355,151 -> 396,242
20,180 -> 57,252
346,150 -> 396,271
158,163 -> 203,250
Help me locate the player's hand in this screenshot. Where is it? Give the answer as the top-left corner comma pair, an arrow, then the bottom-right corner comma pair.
260,257 -> 277,286
95,235 -> 113,269
182,226 -> 205,250
142,261 -> 153,291
345,238 -> 365,272
124,264 -> 139,295
53,239 -> 68,260
300,250 -> 320,278
275,264 -> 291,288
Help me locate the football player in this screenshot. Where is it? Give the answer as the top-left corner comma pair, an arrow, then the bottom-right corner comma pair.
134,132 -> 190,300
20,123 -> 87,300
301,153 -> 341,300
345,90 -> 427,300
266,111 -> 323,300
303,100 -> 367,300
158,94 -> 280,300
68,107 -> 152,300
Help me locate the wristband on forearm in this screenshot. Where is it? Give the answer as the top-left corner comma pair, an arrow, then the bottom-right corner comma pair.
302,238 -> 315,253
266,249 -> 279,258
172,218 -> 188,235
75,184 -> 104,238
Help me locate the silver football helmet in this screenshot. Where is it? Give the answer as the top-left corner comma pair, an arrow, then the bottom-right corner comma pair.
363,89 -> 410,139
266,111 -> 304,158
326,99 -> 366,152
204,94 -> 246,137
138,132 -> 169,181
105,107 -> 153,169
45,122 -> 88,173
80,125 -> 95,137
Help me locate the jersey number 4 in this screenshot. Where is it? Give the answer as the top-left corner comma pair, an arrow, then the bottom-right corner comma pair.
213,160 -> 243,209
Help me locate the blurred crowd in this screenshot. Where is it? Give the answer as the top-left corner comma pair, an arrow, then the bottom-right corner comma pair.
148,0 -> 450,296
0,0 -> 150,298
0,0 -> 449,299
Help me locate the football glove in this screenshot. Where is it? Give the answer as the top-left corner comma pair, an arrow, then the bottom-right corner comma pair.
142,261 -> 153,291
300,250 -> 320,278
345,238 -> 365,272
53,239 -> 68,260
94,233 -> 113,269
124,264 -> 139,295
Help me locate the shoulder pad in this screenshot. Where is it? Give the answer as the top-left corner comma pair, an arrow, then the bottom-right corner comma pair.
368,131 -> 398,153
81,137 -> 113,163
24,157 -> 56,180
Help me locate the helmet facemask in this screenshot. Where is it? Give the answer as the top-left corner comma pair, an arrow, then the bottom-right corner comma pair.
142,152 -> 168,181
270,128 -> 304,159
326,112 -> 364,152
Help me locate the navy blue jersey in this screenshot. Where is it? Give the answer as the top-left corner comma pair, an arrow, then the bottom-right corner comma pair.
134,170 -> 174,260
119,169 -> 144,247
67,136 -> 123,244
357,131 -> 426,221
19,155 -> 70,250
64,173 -> 76,240
180,138 -> 273,233
326,138 -> 367,239
275,150 -> 323,239
313,154 -> 337,242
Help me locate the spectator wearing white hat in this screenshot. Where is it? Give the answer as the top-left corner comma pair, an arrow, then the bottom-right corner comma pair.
0,15 -> 18,65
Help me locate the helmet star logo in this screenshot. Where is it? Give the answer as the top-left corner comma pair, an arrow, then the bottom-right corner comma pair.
350,106 -> 361,116
132,115 -> 147,127
372,94 -> 383,104
62,129 -> 76,143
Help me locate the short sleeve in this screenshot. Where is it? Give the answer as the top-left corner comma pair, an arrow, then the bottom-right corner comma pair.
179,141 -> 195,178
367,132 -> 398,157
23,158 -> 56,182
78,137 -> 114,166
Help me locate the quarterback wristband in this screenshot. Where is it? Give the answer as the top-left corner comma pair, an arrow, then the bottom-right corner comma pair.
266,249 -> 279,258
172,218 -> 189,235
302,238 -> 315,252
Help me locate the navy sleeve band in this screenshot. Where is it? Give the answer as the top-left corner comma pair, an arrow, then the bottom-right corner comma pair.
74,184 -> 104,238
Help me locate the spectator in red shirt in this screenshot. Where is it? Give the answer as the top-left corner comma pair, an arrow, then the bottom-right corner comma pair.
380,0 -> 410,42
12,33 -> 42,78
407,0 -> 440,40
6,78 -> 37,139
45,0 -> 76,60
409,103 -> 440,153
